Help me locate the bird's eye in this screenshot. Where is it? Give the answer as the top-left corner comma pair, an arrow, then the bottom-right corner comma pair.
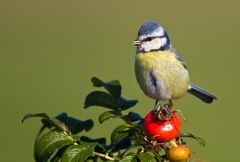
144,37 -> 154,42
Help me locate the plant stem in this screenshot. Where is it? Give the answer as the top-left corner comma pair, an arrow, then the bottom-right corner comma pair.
93,151 -> 115,161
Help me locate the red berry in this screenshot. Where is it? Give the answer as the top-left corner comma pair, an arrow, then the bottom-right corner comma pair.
144,111 -> 181,142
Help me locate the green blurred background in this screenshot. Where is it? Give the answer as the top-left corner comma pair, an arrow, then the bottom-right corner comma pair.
0,0 -> 239,161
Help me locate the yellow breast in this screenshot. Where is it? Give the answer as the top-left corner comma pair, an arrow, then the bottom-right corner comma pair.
135,51 -> 190,100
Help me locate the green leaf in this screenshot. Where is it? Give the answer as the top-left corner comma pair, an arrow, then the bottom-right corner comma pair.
35,130 -> 75,162
179,132 -> 206,147
84,91 -> 118,110
80,136 -> 109,153
123,145 -> 144,157
80,136 -> 106,145
62,145 -> 93,162
86,77 -> 138,111
55,113 -> 94,134
117,97 -> 138,110
157,149 -> 166,156
91,77 -> 122,99
80,141 -> 98,149
119,154 -> 137,162
111,125 -> 133,151
122,112 -> 143,122
111,124 -> 131,143
98,110 -> 122,123
50,146 -> 67,162
112,137 -> 132,151
22,112 -> 70,134
152,151 -> 162,161
137,152 -> 157,162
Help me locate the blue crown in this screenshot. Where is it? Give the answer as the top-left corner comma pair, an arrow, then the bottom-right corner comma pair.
138,21 -> 161,36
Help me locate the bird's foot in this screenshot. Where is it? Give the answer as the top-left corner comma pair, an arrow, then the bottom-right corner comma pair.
153,104 -> 173,121
153,100 -> 173,109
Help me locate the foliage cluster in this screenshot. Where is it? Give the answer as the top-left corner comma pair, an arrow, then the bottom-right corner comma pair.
22,77 -> 204,162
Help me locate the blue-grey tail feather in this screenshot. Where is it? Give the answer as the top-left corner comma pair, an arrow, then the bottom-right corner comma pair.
188,84 -> 217,103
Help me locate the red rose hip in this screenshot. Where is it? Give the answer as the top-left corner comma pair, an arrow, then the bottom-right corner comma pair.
144,111 -> 181,142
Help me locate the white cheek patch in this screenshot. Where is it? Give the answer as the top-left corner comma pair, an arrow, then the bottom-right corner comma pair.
141,38 -> 167,52
157,37 -> 167,48
141,42 -> 152,52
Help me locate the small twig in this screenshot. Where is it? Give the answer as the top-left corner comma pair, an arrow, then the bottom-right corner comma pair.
180,132 -> 206,147
174,109 -> 188,124
93,151 -> 115,161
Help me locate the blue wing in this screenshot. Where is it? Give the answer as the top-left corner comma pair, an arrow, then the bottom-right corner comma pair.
175,53 -> 187,69
173,52 -> 217,103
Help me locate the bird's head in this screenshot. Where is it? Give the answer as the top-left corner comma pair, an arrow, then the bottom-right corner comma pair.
134,21 -> 171,53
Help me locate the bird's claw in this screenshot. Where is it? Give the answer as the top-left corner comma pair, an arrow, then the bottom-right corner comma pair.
153,104 -> 173,120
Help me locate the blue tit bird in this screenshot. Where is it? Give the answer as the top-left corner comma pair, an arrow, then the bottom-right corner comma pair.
134,21 -> 217,106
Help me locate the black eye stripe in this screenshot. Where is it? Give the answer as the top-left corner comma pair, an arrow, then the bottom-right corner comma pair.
144,37 -> 154,41
142,36 -> 165,42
